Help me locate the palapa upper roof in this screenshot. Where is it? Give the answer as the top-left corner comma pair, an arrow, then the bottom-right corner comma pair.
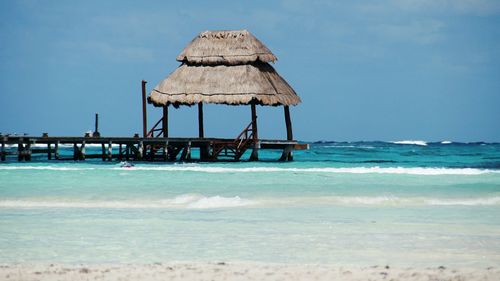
176,29 -> 277,65
148,29 -> 301,107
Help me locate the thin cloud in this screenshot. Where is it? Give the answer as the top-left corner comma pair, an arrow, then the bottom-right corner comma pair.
370,20 -> 445,45
391,0 -> 500,15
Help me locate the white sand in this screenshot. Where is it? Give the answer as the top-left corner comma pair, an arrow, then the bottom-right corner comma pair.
1,263 -> 498,281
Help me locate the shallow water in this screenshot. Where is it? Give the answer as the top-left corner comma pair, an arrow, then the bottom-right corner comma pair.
1,141 -> 499,266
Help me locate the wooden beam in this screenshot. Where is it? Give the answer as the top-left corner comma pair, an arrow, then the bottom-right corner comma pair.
141,80 -> 148,137
284,106 -> 293,141
198,102 -> 204,138
162,105 -> 169,138
250,103 -> 259,161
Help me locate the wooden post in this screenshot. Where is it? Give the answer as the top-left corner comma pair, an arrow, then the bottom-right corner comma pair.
162,105 -> 169,138
282,105 -> 294,161
198,102 -> 204,138
17,139 -> 24,161
119,143 -> 123,160
250,103 -> 259,161
180,142 -> 191,161
94,113 -> 100,137
137,141 -> 144,160
81,141 -> 86,160
73,143 -> 78,160
107,141 -> 112,161
26,141 -> 32,161
279,144 -> 293,162
142,80 -> 148,137
101,143 -> 106,161
1,138 -> 5,161
163,141 -> 169,161
47,143 -> 52,160
55,141 -> 60,160
125,144 -> 130,161
284,106 -> 293,141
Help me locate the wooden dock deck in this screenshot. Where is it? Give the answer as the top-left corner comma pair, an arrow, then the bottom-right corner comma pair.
0,135 -> 308,162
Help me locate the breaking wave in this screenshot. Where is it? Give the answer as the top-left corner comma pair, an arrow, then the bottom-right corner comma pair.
0,194 -> 256,210
116,166 -> 499,175
1,165 -> 499,175
1,195 -> 499,209
0,166 -> 95,171
391,140 -> 428,146
320,196 -> 500,206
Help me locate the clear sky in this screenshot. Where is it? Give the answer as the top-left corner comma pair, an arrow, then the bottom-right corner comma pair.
1,0 -> 499,142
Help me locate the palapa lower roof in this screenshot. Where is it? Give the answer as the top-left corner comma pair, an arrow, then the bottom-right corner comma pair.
176,30 -> 277,65
148,63 -> 301,106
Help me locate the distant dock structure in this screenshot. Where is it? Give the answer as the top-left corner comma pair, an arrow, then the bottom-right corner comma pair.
1,30 -> 307,162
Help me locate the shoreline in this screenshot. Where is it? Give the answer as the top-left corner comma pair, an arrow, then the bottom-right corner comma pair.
2,263 -> 499,281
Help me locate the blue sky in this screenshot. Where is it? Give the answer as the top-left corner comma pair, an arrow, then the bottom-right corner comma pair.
1,0 -> 499,142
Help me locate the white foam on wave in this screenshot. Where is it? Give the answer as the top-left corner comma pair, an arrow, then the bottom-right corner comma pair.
187,196 -> 253,209
0,166 -> 95,171
322,145 -> 376,149
295,195 -> 500,207
441,141 -> 452,144
425,197 -> 500,206
116,166 -> 499,175
1,165 -> 498,175
0,194 -> 257,210
2,195 -> 499,209
392,140 -> 428,146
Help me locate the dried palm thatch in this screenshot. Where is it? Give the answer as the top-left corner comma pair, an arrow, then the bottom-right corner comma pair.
177,30 -> 277,65
148,29 -> 300,107
148,62 -> 301,107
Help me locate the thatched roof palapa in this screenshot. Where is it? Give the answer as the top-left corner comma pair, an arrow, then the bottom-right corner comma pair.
148,29 -> 301,107
177,29 -> 277,65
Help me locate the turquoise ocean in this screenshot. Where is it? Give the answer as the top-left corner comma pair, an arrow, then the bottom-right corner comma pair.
1,141 -> 499,267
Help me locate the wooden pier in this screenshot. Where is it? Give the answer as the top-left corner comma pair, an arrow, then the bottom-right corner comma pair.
0,135 -> 308,162
1,30 -> 310,163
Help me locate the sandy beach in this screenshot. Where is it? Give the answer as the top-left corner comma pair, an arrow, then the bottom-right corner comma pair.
2,263 -> 499,281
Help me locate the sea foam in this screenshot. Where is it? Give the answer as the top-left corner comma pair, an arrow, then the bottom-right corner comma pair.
392,140 -> 428,146
0,195 -> 257,210
321,196 -> 500,206
1,165 -> 499,175
115,166 -> 499,175
1,195 -> 499,209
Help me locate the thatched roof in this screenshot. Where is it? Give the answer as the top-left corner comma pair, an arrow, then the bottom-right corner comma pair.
176,30 -> 277,65
148,29 -> 301,107
148,62 -> 301,106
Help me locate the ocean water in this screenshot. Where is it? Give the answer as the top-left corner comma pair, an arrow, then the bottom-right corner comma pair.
0,141 -> 499,267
